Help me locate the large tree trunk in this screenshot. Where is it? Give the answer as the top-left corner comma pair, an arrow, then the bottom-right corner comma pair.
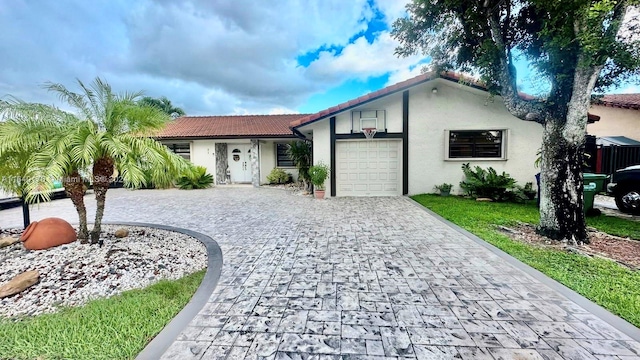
538,63 -> 602,245
90,157 -> 114,245
538,119 -> 587,244
63,170 -> 89,242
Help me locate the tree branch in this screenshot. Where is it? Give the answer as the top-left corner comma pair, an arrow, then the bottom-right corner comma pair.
487,11 -> 547,123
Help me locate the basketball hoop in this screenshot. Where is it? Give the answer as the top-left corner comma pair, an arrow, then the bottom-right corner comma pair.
362,127 -> 377,140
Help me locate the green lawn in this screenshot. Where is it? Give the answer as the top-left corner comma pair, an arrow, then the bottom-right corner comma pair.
412,194 -> 640,328
0,270 -> 205,360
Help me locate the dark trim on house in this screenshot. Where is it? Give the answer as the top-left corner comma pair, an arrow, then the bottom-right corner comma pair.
155,135 -> 298,141
402,90 -> 409,195
291,128 -> 308,140
292,73 -> 488,131
330,116 -> 336,197
293,78 -> 435,130
335,132 -> 403,140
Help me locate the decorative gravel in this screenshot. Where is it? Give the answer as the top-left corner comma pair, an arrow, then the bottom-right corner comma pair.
0,225 -> 207,319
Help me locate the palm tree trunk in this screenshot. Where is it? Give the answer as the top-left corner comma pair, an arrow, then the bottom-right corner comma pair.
90,157 -> 114,245
63,170 -> 89,242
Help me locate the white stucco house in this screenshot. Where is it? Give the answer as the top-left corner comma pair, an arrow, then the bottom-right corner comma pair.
588,94 -> 640,141
155,114 -> 307,186
290,72 -> 545,197
155,72 -> 556,196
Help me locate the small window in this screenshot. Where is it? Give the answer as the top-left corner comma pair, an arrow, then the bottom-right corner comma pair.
165,143 -> 191,160
276,143 -> 294,167
447,130 -> 505,159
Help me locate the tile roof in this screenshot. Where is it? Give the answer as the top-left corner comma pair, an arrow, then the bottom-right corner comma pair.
592,94 -> 640,110
155,114 -> 309,139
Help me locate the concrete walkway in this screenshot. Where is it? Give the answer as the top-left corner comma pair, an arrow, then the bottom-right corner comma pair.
1,187 -> 639,359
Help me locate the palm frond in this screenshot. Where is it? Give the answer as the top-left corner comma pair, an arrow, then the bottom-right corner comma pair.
43,81 -> 93,120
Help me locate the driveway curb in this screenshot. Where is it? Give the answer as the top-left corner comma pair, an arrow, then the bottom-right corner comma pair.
100,222 -> 224,360
406,197 -> 640,342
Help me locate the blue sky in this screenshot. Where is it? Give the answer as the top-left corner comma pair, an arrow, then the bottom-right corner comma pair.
0,1 -> 638,116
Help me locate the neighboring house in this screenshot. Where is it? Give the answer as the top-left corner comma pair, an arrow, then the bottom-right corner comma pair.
155,114 -> 308,186
290,72 -> 545,197
588,94 -> 640,140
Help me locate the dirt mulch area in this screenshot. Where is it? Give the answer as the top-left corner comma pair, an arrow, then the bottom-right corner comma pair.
499,224 -> 640,270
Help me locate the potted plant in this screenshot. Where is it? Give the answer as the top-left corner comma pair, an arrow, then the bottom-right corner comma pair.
434,183 -> 453,196
308,162 -> 330,199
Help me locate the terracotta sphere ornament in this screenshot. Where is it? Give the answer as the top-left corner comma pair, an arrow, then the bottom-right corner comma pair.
20,218 -> 77,250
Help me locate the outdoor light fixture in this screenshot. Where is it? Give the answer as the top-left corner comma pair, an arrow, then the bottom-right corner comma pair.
432,87 -> 438,94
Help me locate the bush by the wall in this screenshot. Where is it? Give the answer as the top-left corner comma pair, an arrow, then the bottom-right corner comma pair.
266,168 -> 292,184
459,163 -> 520,202
176,166 -> 214,190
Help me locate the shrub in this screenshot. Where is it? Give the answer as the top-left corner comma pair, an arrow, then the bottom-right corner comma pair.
308,162 -> 330,190
266,168 -> 292,184
459,163 -> 518,202
287,141 -> 312,190
176,166 -> 213,190
434,183 -> 453,193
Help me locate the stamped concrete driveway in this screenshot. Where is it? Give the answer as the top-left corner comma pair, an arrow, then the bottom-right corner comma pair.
2,187 -> 640,359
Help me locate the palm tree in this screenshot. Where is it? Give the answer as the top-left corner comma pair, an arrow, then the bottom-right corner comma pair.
0,100 -> 74,229
287,141 -> 312,192
39,78 -> 191,244
1,78 -> 190,245
139,96 -> 186,118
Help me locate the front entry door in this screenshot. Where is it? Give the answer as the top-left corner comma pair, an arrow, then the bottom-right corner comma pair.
228,144 -> 252,183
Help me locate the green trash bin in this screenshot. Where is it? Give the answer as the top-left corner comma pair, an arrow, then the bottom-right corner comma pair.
583,182 -> 597,213
583,173 -> 608,193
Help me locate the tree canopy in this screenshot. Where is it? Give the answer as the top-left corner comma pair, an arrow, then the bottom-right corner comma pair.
392,0 -> 640,244
139,96 -> 185,118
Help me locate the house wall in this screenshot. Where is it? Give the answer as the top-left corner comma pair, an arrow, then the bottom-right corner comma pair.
298,78 -> 544,197
334,93 -> 404,133
587,105 -> 640,141
305,122 -> 331,194
190,140 -> 218,181
258,141 -> 300,184
407,79 -> 543,195
164,139 -> 299,185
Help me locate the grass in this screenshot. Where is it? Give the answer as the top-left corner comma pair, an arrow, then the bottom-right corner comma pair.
411,194 -> 640,328
0,269 -> 205,360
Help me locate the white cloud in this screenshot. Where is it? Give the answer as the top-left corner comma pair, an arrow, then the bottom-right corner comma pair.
386,65 -> 427,86
373,0 -> 410,26
306,32 -> 423,82
0,0 -> 424,114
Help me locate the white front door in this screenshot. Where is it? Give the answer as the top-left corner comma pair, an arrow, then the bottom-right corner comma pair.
336,140 -> 402,196
228,144 -> 252,183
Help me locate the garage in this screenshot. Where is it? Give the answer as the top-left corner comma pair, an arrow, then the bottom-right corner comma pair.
336,140 -> 402,196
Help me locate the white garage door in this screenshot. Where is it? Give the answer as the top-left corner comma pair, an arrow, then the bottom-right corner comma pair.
336,140 -> 402,196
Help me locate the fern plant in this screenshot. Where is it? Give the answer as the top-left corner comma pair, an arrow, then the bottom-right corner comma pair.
176,166 -> 214,190
459,163 -> 517,201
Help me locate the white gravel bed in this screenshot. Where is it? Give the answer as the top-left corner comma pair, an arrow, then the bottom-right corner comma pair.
0,225 -> 207,318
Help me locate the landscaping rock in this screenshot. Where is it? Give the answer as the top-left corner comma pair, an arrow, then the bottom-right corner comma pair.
476,198 -> 494,202
0,270 -> 39,298
1,225 -> 206,318
114,228 -> 129,238
0,236 -> 20,248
